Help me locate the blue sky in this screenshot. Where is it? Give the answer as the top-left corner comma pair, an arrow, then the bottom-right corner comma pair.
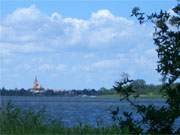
0,0 -> 178,90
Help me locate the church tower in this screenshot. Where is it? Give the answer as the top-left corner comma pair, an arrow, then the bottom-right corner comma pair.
33,76 -> 41,92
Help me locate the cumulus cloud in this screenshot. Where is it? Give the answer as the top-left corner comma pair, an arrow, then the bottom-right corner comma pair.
0,5 -> 160,88
1,5 -> 152,52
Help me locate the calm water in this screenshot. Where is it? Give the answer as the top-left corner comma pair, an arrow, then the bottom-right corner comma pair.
0,96 -> 169,127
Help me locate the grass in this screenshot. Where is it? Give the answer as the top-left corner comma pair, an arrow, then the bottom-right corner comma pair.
0,101 -> 132,135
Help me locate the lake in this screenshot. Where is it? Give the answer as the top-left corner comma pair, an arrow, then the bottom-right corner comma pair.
0,96 -> 170,127
0,96 -> 180,131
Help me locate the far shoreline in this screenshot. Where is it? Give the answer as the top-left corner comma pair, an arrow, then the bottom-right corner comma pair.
0,94 -> 164,99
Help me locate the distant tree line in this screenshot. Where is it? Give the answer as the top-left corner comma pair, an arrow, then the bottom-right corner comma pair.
0,79 -> 170,96
0,88 -> 101,96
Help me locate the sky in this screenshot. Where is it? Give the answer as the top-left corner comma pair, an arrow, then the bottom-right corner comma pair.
0,0 -> 178,90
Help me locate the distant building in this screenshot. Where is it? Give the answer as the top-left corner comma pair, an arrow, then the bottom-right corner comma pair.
32,76 -> 41,93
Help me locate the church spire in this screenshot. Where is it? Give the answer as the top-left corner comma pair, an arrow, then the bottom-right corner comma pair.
33,76 -> 41,92
35,76 -> 38,82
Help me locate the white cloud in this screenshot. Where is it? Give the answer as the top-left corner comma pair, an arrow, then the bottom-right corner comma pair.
81,49 -> 156,72
18,62 -> 68,74
91,9 -> 115,19
4,5 -> 45,27
0,5 -> 160,88
91,59 -> 120,69
1,5 -> 152,53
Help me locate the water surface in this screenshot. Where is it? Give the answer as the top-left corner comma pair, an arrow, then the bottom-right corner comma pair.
0,96 -> 167,127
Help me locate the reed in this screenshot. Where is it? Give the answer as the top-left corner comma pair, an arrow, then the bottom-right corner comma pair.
0,102 -> 130,135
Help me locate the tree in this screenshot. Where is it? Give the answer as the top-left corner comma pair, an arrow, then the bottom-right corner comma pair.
112,3 -> 180,134
131,79 -> 146,89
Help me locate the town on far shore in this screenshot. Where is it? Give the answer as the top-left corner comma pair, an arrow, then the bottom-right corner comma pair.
0,76 -> 165,98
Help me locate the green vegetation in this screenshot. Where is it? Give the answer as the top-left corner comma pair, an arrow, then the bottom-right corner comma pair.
110,3 -> 180,134
0,102 -> 132,135
0,81 -> 163,97
0,3 -> 179,135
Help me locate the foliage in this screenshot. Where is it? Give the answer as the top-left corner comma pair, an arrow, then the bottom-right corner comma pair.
0,102 -> 131,135
113,74 -> 179,134
0,101 -> 47,134
0,83 -> 162,96
0,88 -> 102,96
111,3 -> 180,134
